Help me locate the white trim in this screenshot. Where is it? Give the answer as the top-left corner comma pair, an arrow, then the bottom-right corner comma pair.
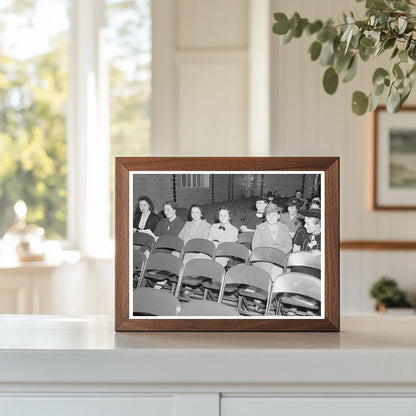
248,0 -> 271,156
69,0 -> 109,256
151,0 -> 177,156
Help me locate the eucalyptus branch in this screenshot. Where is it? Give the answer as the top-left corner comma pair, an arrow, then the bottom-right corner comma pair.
272,0 -> 416,114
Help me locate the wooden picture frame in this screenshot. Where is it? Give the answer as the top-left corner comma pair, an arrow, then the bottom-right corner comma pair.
115,157 -> 339,332
373,106 -> 416,210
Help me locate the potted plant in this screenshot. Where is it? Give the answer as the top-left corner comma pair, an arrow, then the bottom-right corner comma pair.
369,276 -> 412,312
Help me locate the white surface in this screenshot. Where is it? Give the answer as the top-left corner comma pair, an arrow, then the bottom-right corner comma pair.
0,315 -> 415,387
0,315 -> 415,415
222,398 -> 416,416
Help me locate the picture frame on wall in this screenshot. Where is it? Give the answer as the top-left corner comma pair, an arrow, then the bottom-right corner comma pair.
115,157 -> 340,332
374,106 -> 416,210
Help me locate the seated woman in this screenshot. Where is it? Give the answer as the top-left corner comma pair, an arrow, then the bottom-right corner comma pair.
239,195 -> 268,232
279,198 -> 303,238
209,207 -> 238,247
293,189 -> 308,210
132,195 -> 160,233
252,203 -> 292,281
252,203 -> 292,254
293,209 -> 321,256
153,200 -> 184,238
178,203 -> 211,244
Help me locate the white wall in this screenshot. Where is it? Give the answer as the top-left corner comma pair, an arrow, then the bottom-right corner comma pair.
270,0 -> 416,313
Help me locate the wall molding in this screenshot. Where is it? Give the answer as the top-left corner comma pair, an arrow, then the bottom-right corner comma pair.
340,241 -> 416,250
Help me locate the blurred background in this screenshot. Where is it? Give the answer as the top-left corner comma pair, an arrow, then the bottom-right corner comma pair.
0,0 -> 415,316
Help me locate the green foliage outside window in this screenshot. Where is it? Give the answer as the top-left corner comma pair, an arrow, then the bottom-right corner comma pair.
0,1 -> 69,238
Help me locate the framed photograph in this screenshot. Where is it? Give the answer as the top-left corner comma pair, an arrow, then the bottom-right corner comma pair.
374,106 -> 416,210
115,157 -> 339,332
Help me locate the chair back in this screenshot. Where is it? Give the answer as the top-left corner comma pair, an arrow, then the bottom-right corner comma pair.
214,242 -> 249,263
139,252 -> 183,287
133,247 -> 146,270
133,287 -> 181,316
153,235 -> 184,255
287,252 -> 321,269
133,232 -> 155,252
248,246 -> 287,270
179,300 -> 239,316
272,272 -> 321,302
175,259 -> 225,297
182,238 -> 216,259
143,252 -> 182,275
237,231 -> 254,249
219,264 -> 272,311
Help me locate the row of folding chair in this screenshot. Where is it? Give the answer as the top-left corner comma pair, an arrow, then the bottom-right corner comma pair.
133,258 -> 321,316
133,231 -> 254,255
134,233 -> 320,272
134,232 -> 320,274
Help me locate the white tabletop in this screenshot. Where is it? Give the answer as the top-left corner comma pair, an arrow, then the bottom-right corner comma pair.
0,315 -> 415,388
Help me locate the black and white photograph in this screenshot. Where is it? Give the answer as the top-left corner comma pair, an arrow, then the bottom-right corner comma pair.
129,171 -> 324,318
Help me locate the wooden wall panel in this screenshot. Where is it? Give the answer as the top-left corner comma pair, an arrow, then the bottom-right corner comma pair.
177,61 -> 247,156
177,0 -> 248,49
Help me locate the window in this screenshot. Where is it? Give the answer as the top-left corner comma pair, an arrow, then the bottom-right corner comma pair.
0,0 -> 70,239
181,174 -> 210,189
0,0 -> 151,254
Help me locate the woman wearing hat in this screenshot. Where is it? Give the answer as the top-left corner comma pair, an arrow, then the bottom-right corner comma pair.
239,195 -> 268,232
279,198 -> 303,238
252,203 -> 292,254
252,203 -> 292,281
293,208 -> 321,255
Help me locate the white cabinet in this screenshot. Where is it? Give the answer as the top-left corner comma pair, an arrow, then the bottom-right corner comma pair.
222,398 -> 416,416
1,397 -> 176,416
0,316 -> 415,415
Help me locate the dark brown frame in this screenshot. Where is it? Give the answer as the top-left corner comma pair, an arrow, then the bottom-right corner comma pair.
373,106 -> 416,210
115,157 -> 340,332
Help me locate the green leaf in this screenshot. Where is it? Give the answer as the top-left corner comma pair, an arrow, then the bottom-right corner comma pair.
405,34 -> 413,51
282,29 -> 293,44
360,37 -> 375,48
323,67 -> 339,94
366,0 -> 388,10
309,41 -> 322,61
369,92 -> 383,111
391,47 -> 399,59
386,87 -> 401,113
352,91 -> 369,115
374,82 -> 385,96
273,13 -> 290,35
359,44 -> 375,61
399,50 -> 408,63
372,67 -> 389,86
383,37 -> 396,50
342,56 -> 357,82
307,20 -> 323,35
320,40 -> 335,66
398,17 -> 407,34
393,63 -> 404,79
292,18 -> 308,38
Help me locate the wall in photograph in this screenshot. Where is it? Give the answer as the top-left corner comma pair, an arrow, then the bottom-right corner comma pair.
132,173 -> 315,214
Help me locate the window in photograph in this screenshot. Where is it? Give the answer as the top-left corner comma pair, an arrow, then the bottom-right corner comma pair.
181,174 -> 210,188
